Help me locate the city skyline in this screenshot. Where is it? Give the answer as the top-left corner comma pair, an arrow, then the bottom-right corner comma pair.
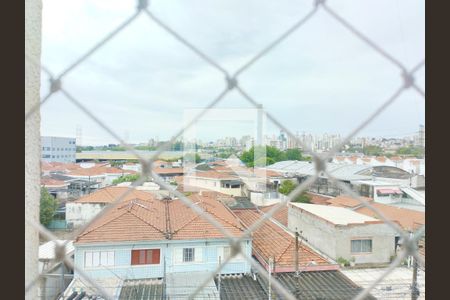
40,0 -> 424,146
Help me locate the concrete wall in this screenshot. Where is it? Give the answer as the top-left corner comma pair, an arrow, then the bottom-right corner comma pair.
66,202 -> 105,227
74,239 -> 252,280
288,206 -> 396,264
288,206 -> 338,259
25,0 -> 42,298
250,191 -> 284,207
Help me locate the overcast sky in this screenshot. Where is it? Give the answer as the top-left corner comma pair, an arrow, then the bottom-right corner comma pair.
39,0 -> 425,146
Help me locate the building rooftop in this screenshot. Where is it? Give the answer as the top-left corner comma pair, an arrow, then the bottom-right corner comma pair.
259,204 -> 288,227
67,166 -> 134,177
75,192 -> 247,244
265,271 -> 376,300
73,186 -> 155,204
41,176 -> 69,187
118,279 -> 163,300
354,202 -> 425,232
153,166 -> 184,175
232,209 -> 334,272
289,203 -> 379,226
217,271 -> 374,300
325,195 -> 372,208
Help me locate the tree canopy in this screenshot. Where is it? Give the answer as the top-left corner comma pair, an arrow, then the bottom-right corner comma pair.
112,174 -> 141,185
40,187 -> 58,226
278,180 -> 311,203
240,146 -> 304,167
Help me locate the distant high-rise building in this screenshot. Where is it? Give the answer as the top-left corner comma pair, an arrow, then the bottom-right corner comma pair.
41,136 -> 77,163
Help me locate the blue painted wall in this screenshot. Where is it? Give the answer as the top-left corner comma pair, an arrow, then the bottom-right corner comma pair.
74,239 -> 252,280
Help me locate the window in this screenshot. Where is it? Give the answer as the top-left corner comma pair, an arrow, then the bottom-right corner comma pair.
183,248 -> 195,262
174,247 -> 203,264
351,239 -> 372,253
217,246 -> 231,261
85,251 -> 114,267
131,249 -> 160,265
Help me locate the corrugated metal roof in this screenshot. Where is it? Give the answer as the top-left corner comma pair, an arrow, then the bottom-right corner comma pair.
119,279 -> 163,300
266,161 -> 372,181
166,272 -> 219,299
218,271 -> 375,300
269,271 -> 376,300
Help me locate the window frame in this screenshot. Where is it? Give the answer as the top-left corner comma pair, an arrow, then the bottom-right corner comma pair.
84,250 -> 115,268
350,238 -> 373,254
130,248 -> 161,266
183,248 -> 195,263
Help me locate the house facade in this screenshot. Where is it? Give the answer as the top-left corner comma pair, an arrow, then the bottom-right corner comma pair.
183,171 -> 244,197
73,193 -> 252,281
66,186 -> 155,227
74,239 -> 251,280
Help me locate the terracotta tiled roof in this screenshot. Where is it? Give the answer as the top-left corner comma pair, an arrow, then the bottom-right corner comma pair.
259,205 -> 288,227
75,193 -> 247,244
41,162 -> 80,173
348,156 -> 358,163
375,156 -> 387,163
233,209 -> 332,271
41,177 -> 68,187
307,192 -> 333,205
74,186 -> 154,204
389,156 -> 403,161
67,166 -> 134,177
326,195 -> 372,208
187,170 -> 239,180
354,202 -> 425,232
153,167 -> 184,175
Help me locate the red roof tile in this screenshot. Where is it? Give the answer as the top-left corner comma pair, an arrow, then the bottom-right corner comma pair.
74,186 -> 154,204
75,192 -> 247,244
355,202 -> 425,232
307,193 -> 333,205
233,209 -> 333,272
326,195 -> 372,208
41,177 -> 68,187
259,205 -> 288,227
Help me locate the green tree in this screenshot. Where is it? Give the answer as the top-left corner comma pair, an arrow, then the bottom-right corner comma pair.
183,153 -> 202,164
278,180 -> 311,203
240,146 -> 305,167
112,174 -> 141,185
362,145 -> 383,156
40,187 -> 58,226
285,148 -> 303,160
396,146 -> 424,157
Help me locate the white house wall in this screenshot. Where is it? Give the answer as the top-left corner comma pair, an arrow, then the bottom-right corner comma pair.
66,202 -> 105,227
288,206 -> 396,265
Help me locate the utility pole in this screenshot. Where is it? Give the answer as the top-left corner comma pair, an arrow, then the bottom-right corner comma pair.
295,230 -> 299,276
218,256 -> 222,297
294,230 -> 308,277
268,257 -> 273,300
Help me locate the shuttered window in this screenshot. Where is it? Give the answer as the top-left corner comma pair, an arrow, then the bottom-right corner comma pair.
131,249 -> 160,265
